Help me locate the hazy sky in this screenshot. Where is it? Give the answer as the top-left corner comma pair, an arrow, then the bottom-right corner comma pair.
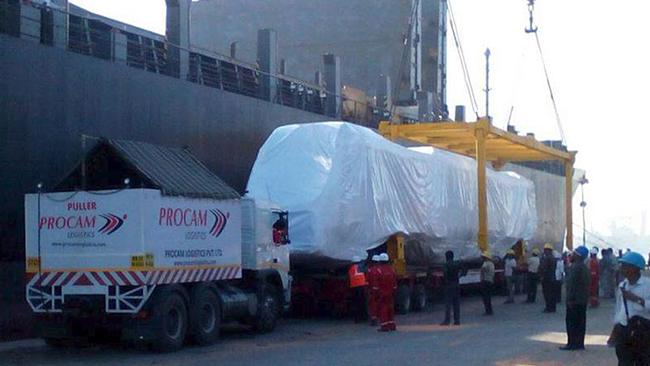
69,0 -> 650,243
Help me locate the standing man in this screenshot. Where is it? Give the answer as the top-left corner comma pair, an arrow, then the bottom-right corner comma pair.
539,243 -> 558,313
614,249 -> 623,286
600,248 -> 616,299
440,250 -> 463,326
348,255 -> 368,323
366,255 -> 382,326
480,251 -> 495,315
377,253 -> 397,331
504,249 -> 517,304
560,245 -> 591,351
513,239 -> 527,295
526,248 -> 541,303
613,251 -> 650,364
555,250 -> 565,304
589,247 -> 601,308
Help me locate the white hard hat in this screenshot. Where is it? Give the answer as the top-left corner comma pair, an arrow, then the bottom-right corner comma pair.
590,247 -> 599,255
380,253 -> 389,262
371,255 -> 380,262
352,255 -> 362,262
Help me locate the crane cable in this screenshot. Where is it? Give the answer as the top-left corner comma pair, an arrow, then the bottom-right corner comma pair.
573,222 -> 618,250
447,0 -> 480,119
525,0 -> 567,145
533,32 -> 566,145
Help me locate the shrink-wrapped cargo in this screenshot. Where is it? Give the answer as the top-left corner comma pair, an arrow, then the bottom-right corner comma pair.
247,122 -> 537,264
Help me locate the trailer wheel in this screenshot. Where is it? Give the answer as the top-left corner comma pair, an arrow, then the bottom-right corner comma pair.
151,287 -> 188,352
411,284 -> 427,311
189,284 -> 221,346
395,284 -> 411,315
253,284 -> 280,333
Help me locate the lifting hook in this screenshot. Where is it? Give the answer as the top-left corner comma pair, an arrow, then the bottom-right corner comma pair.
525,0 -> 538,33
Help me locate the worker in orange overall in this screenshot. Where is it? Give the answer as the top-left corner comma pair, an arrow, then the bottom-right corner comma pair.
348,255 -> 368,323
366,255 -> 382,326
588,247 -> 600,308
377,253 -> 397,332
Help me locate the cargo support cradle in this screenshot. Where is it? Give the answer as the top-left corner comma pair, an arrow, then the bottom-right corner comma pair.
26,266 -> 242,314
379,118 -> 577,253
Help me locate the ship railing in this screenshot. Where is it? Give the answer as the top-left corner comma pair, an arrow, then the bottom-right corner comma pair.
1,0 -> 401,125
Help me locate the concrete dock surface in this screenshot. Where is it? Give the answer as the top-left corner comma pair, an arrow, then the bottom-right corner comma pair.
0,293 -> 618,366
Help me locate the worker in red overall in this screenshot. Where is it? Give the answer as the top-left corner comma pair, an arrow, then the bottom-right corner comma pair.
366,255 -> 382,326
377,253 -> 397,332
348,255 -> 368,323
588,247 -> 600,308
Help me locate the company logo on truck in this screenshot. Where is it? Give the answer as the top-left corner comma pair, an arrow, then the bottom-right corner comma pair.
158,207 -> 230,238
209,209 -> 229,237
39,212 -> 127,236
98,213 -> 126,235
36,200 -> 128,237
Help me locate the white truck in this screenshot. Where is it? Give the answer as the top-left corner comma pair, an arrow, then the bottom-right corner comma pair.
25,188 -> 290,351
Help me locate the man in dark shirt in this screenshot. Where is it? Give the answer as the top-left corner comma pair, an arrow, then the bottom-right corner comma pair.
440,250 -> 465,325
539,243 -> 558,313
560,245 -> 591,351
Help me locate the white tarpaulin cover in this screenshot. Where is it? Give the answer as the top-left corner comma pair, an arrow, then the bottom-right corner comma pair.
247,122 -> 537,263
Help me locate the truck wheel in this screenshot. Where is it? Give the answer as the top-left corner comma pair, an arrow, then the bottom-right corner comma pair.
411,284 -> 427,311
151,288 -> 188,352
253,284 -> 280,333
189,284 -> 221,346
395,284 -> 411,315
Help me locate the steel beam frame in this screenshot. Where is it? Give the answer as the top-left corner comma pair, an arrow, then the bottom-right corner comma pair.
379,118 -> 577,252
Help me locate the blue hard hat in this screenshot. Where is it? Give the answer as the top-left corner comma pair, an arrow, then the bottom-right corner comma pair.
619,251 -> 646,270
574,246 -> 589,258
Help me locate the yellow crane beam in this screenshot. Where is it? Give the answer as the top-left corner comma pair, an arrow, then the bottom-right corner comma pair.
379,118 -> 577,252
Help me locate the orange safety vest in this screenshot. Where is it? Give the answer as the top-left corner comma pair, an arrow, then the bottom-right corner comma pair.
348,264 -> 368,288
